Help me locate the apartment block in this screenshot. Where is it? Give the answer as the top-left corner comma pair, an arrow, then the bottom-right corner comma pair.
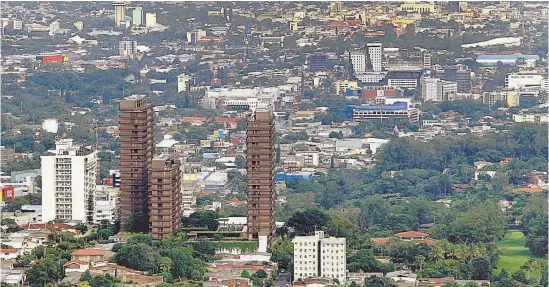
119,38 -> 138,58
93,185 -> 119,224
181,173 -> 198,217
293,231 -> 346,284
246,109 -> 276,243
366,42 -> 383,72
421,77 -> 458,102
41,139 -> 97,223
119,95 -> 154,229
150,155 -> 182,240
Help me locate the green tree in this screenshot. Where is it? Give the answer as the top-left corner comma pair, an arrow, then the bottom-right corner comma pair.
182,210 -> 219,231
235,155 -> 246,169
255,270 -> 268,278
268,239 -> 293,270
191,240 -> 217,260
286,208 -> 329,235
521,194 -> 548,255
348,249 -> 380,272
26,258 -> 63,286
124,214 -> 150,233
80,270 -> 93,283
447,201 -> 506,244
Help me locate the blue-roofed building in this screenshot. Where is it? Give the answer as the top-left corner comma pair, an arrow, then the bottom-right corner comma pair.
346,101 -> 419,123
476,54 -> 540,66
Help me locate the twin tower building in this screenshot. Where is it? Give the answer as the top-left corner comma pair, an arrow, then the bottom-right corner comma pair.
118,95 -> 276,242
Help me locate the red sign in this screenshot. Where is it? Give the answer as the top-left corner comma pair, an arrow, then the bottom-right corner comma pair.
3,186 -> 15,201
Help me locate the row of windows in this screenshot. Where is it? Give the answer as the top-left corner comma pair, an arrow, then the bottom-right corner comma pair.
297,254 -> 316,259
297,242 -> 316,246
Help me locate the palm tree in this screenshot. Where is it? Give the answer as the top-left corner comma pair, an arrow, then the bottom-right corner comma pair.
415,255 -> 425,273
429,245 -> 445,263
454,244 -> 466,261
447,244 -> 457,260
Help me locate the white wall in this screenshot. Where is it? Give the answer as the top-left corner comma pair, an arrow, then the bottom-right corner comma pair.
41,156 -> 56,222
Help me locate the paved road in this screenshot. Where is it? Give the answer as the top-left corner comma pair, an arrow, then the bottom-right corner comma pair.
275,272 -> 290,287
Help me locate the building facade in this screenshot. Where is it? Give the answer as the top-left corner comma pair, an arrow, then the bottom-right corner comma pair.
0,146 -> 15,167
421,77 -> 439,102
347,101 -> 419,123
41,139 -> 97,223
366,42 -> 383,72
246,109 -> 276,243
150,155 -> 182,240
349,51 -> 366,73
132,7 -> 143,27
482,90 -> 520,107
308,54 -> 328,72
293,231 -> 346,284
181,173 -> 198,217
119,95 -> 154,229
119,38 -> 137,58
93,185 -> 119,224
421,77 -> 458,102
113,2 -> 127,28
505,73 -> 544,89
145,12 -> 157,27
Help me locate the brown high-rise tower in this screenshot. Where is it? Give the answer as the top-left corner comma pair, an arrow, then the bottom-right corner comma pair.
150,155 -> 182,240
119,95 -> 154,229
246,109 -> 276,242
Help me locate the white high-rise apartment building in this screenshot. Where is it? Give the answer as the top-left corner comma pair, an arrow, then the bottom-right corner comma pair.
367,42 -> 383,72
421,77 -> 439,102
41,139 -> 97,223
349,51 -> 366,73
439,80 -> 458,101
293,231 -> 346,284
421,77 -> 457,102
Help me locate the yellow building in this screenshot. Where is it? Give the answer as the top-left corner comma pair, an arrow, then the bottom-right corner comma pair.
506,92 -> 520,107
334,80 -> 359,95
330,2 -> 343,12
482,91 -> 519,107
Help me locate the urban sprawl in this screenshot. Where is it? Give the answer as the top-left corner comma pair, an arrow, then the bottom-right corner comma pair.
0,2 -> 548,287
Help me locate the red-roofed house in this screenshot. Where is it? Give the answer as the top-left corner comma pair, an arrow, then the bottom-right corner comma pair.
227,197 -> 245,206
394,231 -> 429,241
0,249 -> 20,260
71,249 -> 106,263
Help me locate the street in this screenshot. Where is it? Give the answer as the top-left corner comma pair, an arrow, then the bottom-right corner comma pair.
275,271 -> 290,287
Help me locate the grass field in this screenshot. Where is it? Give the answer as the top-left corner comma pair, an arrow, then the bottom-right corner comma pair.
496,230 -> 540,276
